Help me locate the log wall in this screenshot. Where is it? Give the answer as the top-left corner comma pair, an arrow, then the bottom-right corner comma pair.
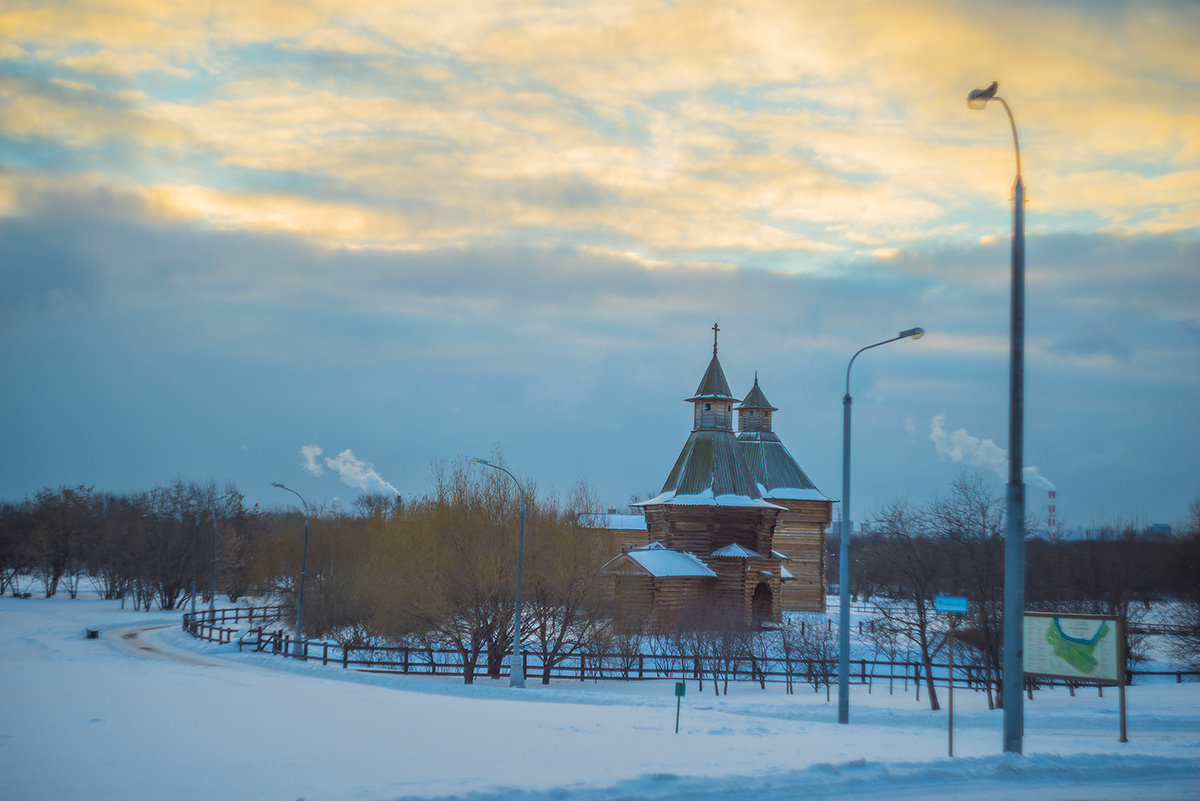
642,504 -> 780,558
768,498 -> 832,613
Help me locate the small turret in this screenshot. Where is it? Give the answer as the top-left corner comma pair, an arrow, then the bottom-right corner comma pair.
687,324 -> 738,431
737,373 -> 777,433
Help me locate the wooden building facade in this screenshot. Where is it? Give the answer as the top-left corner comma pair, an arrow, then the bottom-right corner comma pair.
597,328 -> 833,632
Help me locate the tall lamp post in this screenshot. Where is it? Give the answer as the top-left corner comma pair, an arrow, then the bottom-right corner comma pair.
189,507 -> 198,620
839,326 -> 924,724
968,80 -> 1026,754
271,482 -> 311,657
471,457 -> 527,689
210,493 -> 234,615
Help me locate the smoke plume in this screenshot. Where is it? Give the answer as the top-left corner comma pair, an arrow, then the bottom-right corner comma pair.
323,449 -> 400,495
298,445 -> 399,495
301,444 -> 325,476
929,413 -> 1055,491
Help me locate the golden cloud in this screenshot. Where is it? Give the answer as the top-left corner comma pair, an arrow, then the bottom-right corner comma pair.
1,0 -> 1195,254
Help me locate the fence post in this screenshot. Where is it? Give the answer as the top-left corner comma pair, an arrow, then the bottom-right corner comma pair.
639,655 -> 644,679
343,647 -> 349,669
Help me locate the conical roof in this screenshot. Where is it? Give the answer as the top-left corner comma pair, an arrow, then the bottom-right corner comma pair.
686,354 -> 738,402
637,428 -> 781,508
738,373 -> 777,411
738,430 -> 829,500
736,376 -> 831,501
638,333 -> 780,509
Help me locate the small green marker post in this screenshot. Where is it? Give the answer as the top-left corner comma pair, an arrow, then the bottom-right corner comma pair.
675,681 -> 686,734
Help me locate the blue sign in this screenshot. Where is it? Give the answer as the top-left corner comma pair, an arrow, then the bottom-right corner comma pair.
935,596 -> 969,614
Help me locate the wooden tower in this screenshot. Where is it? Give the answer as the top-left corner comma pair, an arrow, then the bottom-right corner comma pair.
736,374 -> 833,612
618,325 -> 788,630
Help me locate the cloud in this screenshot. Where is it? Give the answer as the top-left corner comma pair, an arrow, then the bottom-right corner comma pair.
4,0 -> 1195,262
2,137 -> 1196,522
930,413 -> 1055,491
300,445 -> 324,476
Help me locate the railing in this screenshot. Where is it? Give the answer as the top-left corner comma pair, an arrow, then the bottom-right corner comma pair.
183,605 -> 1200,688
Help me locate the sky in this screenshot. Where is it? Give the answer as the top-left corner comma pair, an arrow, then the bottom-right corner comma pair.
2,0 -> 1198,528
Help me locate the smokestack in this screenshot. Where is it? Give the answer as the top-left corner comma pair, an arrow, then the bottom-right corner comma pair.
1048,490 -> 1057,539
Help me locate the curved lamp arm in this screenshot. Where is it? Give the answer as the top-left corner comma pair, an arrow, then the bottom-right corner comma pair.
271,482 -> 310,515
845,328 -> 925,398
968,82 -> 1022,180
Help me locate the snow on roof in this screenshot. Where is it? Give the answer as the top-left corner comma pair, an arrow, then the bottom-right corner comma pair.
577,513 -> 647,531
601,542 -> 717,578
711,543 -> 763,559
781,565 -> 796,580
635,489 -> 784,510
771,550 -> 790,560
759,486 -> 835,502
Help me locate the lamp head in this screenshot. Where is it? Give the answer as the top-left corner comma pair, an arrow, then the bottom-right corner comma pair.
968,81 -> 998,110
271,482 -> 284,488
900,327 -> 925,340
471,457 -> 487,466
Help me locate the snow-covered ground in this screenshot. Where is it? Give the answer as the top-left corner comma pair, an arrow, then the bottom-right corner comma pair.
2,595 -> 1197,801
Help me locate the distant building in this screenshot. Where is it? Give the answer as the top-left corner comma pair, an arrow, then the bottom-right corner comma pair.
589,327 -> 832,631
1145,523 -> 1172,540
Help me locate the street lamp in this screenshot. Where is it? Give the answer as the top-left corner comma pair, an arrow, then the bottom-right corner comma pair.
471,457 -> 527,689
211,493 -> 235,616
968,80 -> 1026,755
839,326 -> 924,724
271,482 -> 311,657
189,507 -> 198,620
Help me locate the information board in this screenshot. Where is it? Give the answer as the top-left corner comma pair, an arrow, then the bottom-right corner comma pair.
1023,613 -> 1123,684
934,596 -> 968,614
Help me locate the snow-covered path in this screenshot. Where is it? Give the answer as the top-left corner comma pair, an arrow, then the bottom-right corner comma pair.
104,622 -> 243,667
2,596 -> 1197,801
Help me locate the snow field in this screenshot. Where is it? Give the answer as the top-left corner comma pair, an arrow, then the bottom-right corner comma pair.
1,595 -> 1197,801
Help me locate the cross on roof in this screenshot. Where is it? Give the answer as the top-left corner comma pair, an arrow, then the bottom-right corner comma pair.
712,322 -> 719,357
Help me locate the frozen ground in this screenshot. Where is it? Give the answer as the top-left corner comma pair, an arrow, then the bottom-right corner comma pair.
1,595 -> 1197,801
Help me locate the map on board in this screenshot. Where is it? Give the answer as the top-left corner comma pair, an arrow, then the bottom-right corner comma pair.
1024,614 -> 1121,683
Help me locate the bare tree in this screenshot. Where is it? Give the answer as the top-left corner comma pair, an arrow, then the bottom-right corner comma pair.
777,616 -> 802,694
28,486 -> 97,598
0,501 -> 33,597
928,474 -> 1005,709
365,459 -> 519,684
524,487 -> 612,684
792,613 -> 838,700
1168,497 -> 1200,669
863,500 -> 945,710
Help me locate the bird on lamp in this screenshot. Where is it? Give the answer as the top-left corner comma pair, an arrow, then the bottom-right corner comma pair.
968,81 -> 999,108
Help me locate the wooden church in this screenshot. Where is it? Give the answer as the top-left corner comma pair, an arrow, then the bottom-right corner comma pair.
597,327 -> 833,632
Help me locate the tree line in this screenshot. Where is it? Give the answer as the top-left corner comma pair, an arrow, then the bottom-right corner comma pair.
823,475 -> 1200,710
0,480 -> 268,609
0,462 -> 618,685
3,468 -> 1197,692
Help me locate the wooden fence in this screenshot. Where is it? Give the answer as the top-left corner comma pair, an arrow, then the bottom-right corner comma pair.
182,605 -> 1199,689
